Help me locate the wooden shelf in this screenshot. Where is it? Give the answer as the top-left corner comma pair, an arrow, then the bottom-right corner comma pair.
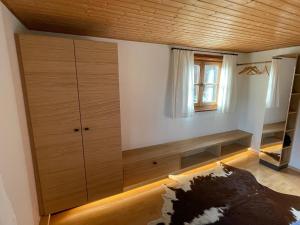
123,130 -> 252,187
123,130 -> 252,164
291,93 -> 300,98
181,151 -> 217,169
293,75 -> 300,93
285,129 -> 295,133
288,111 -> 297,115
221,143 -> 248,156
289,95 -> 300,112
262,122 -> 285,135
286,113 -> 296,132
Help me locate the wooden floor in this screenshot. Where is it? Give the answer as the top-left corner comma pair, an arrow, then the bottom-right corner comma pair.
44,151 -> 300,225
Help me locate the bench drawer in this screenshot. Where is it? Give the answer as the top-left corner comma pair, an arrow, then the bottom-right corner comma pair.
124,154 -> 180,187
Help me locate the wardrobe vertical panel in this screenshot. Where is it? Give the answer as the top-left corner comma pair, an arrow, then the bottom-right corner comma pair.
74,40 -> 123,201
17,34 -> 87,214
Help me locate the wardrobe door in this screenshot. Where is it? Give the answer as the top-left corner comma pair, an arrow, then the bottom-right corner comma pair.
74,40 -> 123,201
17,34 -> 87,214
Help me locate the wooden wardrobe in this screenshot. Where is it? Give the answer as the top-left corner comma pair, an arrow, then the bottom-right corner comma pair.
17,34 -> 123,215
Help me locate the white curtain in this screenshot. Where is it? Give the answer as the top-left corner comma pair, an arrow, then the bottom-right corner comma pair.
266,59 -> 280,108
217,55 -> 238,113
170,49 -> 194,118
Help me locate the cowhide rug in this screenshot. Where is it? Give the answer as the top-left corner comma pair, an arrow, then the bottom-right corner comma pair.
148,163 -> 300,225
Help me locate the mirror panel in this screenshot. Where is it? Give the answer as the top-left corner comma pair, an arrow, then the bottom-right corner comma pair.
260,57 -> 298,169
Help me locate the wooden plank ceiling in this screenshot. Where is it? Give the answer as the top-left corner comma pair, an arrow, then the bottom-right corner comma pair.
3,0 -> 300,52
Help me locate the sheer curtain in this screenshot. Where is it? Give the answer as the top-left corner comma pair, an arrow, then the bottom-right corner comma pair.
217,55 -> 238,113
170,49 -> 194,118
266,59 -> 280,108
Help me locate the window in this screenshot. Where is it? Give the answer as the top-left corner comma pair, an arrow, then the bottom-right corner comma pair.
194,54 -> 222,112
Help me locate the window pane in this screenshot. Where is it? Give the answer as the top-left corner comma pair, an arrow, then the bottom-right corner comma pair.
194,85 -> 199,103
194,65 -> 200,84
204,64 -> 219,84
203,85 -> 217,103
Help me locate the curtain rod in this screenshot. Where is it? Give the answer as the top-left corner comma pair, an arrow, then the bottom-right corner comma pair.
236,57 -> 282,66
171,47 -> 238,56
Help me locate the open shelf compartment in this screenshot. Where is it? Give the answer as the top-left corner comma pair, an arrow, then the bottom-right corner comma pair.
261,122 -> 285,148
261,133 -> 284,148
261,136 -> 283,148
262,122 -> 285,135
286,113 -> 297,131
181,134 -> 251,169
292,74 -> 300,93
181,145 -> 220,169
289,94 -> 300,112
221,136 -> 251,157
283,130 -> 295,148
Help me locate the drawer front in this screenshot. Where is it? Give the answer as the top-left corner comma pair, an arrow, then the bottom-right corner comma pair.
124,155 -> 180,187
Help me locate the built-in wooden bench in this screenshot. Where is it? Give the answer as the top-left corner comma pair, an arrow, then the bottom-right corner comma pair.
261,122 -> 285,148
263,122 -> 285,134
123,130 -> 252,188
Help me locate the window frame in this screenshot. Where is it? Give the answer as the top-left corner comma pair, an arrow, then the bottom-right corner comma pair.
194,55 -> 223,112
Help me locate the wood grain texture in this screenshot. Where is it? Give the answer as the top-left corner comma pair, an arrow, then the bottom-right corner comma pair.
39,216 -> 50,225
123,130 -> 251,187
5,0 -> 300,52
123,130 -> 252,164
74,39 -> 123,202
124,154 -> 180,187
262,122 -> 286,135
17,34 -> 88,214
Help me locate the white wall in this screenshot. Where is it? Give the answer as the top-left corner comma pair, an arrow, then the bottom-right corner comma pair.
0,2 -> 39,225
118,41 -> 240,149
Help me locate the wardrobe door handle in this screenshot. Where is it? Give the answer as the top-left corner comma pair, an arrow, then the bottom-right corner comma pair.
84,127 -> 90,131
74,128 -> 79,132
